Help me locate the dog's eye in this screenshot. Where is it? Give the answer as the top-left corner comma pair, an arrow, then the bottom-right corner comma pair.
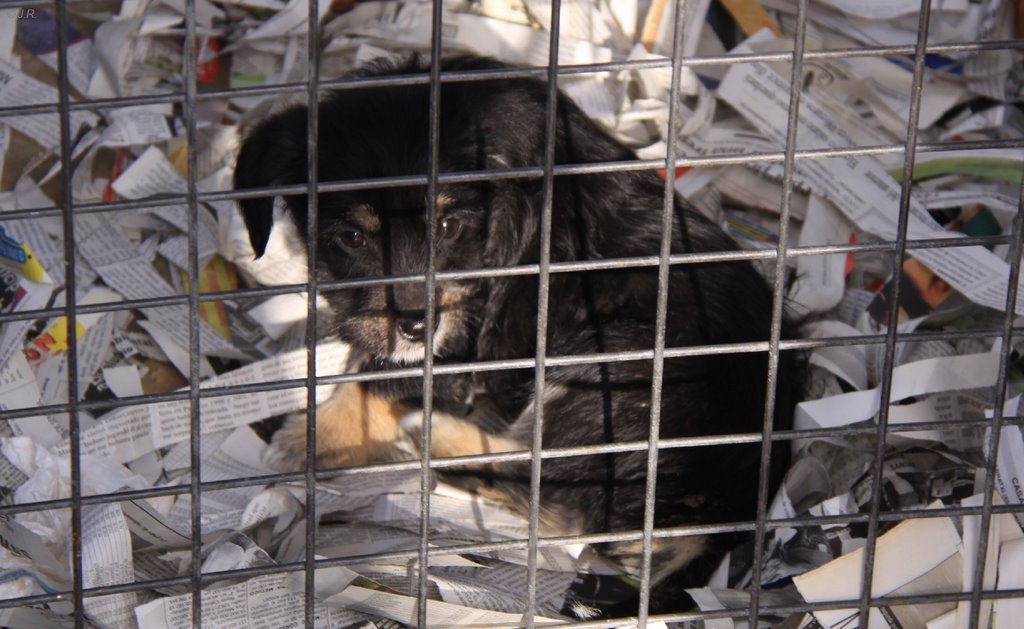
439,217 -> 463,241
339,230 -> 366,249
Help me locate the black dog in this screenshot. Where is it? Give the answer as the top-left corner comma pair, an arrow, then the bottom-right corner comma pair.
235,55 -> 802,615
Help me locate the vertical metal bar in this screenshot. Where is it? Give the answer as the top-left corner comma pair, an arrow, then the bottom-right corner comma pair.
855,0 -> 933,623
416,0 -> 446,623
523,0 -> 562,624
746,0 -> 810,621
53,0 -> 83,626
965,167 -> 1024,627
182,0 -> 204,624
637,0 -> 690,625
304,0 -> 323,624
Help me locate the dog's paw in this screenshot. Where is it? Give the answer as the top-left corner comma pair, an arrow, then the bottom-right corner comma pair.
398,410 -> 426,447
263,414 -> 309,472
399,409 -> 464,452
400,410 -> 524,459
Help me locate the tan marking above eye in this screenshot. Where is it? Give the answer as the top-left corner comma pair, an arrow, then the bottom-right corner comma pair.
435,192 -> 455,214
348,205 -> 381,233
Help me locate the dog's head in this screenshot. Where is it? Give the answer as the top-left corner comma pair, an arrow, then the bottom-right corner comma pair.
295,182 -> 494,366
235,56 -> 599,364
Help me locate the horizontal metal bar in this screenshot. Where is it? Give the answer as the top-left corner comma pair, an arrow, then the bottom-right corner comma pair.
4,134 -> 1022,223
210,135 -> 1024,202
4,37 -> 1024,121
0,228 -> 1016,331
1,513 -> 1021,610
1,319 -> 1020,424
3,414 -> 1022,522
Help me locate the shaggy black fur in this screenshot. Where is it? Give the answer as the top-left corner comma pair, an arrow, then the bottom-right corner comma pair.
235,55 -> 802,616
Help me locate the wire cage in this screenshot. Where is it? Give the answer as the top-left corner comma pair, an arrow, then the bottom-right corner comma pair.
0,0 -> 1023,627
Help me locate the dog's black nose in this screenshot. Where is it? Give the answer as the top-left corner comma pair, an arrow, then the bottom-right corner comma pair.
397,318 -> 427,342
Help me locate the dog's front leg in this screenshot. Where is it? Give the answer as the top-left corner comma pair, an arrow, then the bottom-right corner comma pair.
265,382 -> 411,471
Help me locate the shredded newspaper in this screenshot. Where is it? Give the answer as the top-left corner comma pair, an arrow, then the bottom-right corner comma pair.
0,0 -> 1022,627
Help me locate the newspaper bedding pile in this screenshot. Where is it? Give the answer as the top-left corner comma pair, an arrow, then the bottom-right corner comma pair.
0,0 -> 1023,627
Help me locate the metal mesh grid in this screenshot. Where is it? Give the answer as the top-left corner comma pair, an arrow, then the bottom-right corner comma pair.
0,0 -> 1022,627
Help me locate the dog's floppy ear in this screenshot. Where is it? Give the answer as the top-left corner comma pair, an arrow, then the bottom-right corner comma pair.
234,105 -> 309,257
481,178 -> 540,269
478,89 -> 634,268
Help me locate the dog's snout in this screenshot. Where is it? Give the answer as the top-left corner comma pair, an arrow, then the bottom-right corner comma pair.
392,281 -> 426,313
396,316 -> 433,343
